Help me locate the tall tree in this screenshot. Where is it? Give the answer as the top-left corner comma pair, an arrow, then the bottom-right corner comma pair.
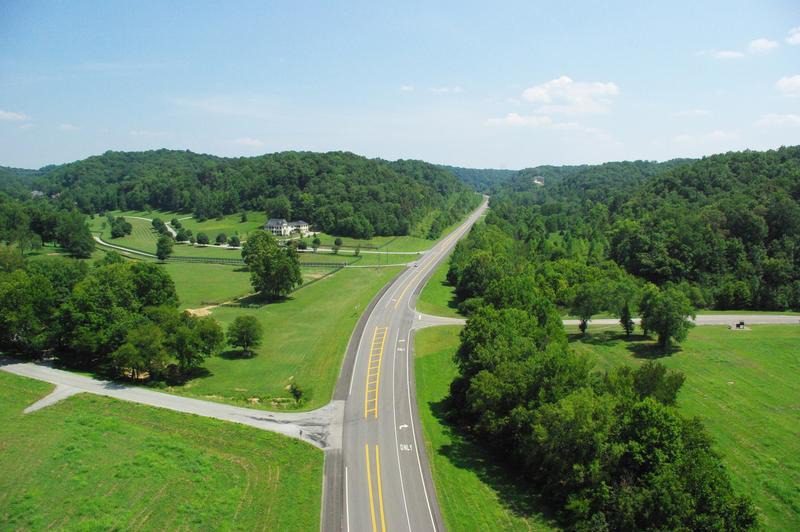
241,230 -> 302,298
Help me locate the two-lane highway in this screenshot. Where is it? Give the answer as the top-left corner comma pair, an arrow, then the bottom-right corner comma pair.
324,198 -> 488,531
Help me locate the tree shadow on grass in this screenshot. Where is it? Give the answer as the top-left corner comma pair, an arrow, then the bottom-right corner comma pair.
218,349 -> 257,360
627,342 -> 681,359
429,398 -> 558,528
227,293 -> 294,309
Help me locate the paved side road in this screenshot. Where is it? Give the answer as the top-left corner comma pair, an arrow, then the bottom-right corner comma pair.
0,358 -> 341,450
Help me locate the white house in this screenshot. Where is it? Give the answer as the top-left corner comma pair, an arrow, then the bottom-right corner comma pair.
290,220 -> 311,237
265,218 -> 312,237
266,218 -> 291,236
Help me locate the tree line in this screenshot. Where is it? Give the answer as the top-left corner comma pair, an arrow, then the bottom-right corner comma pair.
0,195 -> 95,258
25,149 -> 480,239
489,146 -> 800,311
0,252 -> 227,381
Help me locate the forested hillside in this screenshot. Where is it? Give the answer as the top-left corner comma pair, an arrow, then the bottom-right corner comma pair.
439,165 -> 517,192
27,150 -> 479,239
481,147 -> 800,311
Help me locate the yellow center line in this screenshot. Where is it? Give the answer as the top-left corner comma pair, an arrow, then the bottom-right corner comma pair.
365,444 -> 378,532
376,445 -> 387,532
364,326 -> 388,418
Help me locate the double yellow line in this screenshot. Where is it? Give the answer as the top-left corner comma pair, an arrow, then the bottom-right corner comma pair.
365,444 -> 387,532
364,326 -> 387,418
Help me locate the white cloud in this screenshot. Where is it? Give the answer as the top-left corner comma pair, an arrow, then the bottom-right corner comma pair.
399,85 -> 414,92
786,27 -> 800,45
776,75 -> 800,96
674,109 -> 711,117
58,123 -> 78,131
430,86 -> 463,94
521,75 -> 619,114
19,123 -> 34,130
748,38 -> 779,54
0,109 -> 29,121
231,137 -> 265,147
672,129 -> 738,144
485,113 -> 612,141
697,49 -> 745,60
130,129 -> 169,137
755,113 -> 800,127
486,113 -> 553,127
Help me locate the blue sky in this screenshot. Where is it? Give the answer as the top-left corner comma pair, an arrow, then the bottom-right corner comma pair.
1,0 -> 799,169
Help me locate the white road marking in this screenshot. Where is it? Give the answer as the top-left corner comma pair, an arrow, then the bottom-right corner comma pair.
391,332 -> 414,531
345,466 -> 351,532
399,424 -> 408,430
405,328 -> 438,531
348,316 -> 373,397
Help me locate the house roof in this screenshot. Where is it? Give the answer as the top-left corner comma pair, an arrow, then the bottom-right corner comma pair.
266,218 -> 288,225
290,220 -> 309,226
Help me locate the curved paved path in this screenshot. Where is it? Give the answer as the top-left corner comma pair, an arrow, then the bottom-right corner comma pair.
0,358 -> 340,449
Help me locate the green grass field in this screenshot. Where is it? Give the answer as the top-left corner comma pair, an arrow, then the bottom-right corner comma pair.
163,262 -> 252,309
570,324 -> 800,531
0,372 -> 322,531
414,326 -> 556,531
416,253 -> 462,318
177,211 -> 268,238
167,266 -> 402,410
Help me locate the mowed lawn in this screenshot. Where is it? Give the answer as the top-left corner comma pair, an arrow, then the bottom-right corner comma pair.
416,253 -> 462,318
414,326 -> 556,531
570,324 -> 800,531
168,266 -> 402,410
0,372 -> 322,531
163,262 -> 253,309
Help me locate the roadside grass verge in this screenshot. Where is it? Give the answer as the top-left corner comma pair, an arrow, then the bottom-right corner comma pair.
416,253 -> 462,318
414,326 -> 556,531
167,266 -> 403,410
569,324 -> 800,531
0,372 -> 322,531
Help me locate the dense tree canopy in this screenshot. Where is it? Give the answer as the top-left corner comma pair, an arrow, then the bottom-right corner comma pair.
0,253 -> 223,380
26,149 -> 479,239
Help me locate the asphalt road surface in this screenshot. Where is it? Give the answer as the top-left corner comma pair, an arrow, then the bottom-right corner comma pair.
323,198 -> 489,532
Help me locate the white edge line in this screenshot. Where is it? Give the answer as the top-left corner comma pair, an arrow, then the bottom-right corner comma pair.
348,315 -> 372,397
406,328 -> 437,531
392,330 -> 413,531
345,465 -> 351,532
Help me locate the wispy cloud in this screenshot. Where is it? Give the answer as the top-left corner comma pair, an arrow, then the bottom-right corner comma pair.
485,112 -> 612,140
172,95 -> 274,119
486,113 -> 553,127
430,86 -> 463,94
73,61 -> 164,73
0,109 -> 29,121
755,113 -> 800,127
748,38 -> 779,54
674,109 -> 711,118
130,129 -> 170,138
59,123 -> 78,131
672,129 -> 738,144
399,85 -> 415,92
231,137 -> 265,148
786,27 -> 800,45
521,75 -> 619,114
697,49 -> 745,60
776,75 -> 800,96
